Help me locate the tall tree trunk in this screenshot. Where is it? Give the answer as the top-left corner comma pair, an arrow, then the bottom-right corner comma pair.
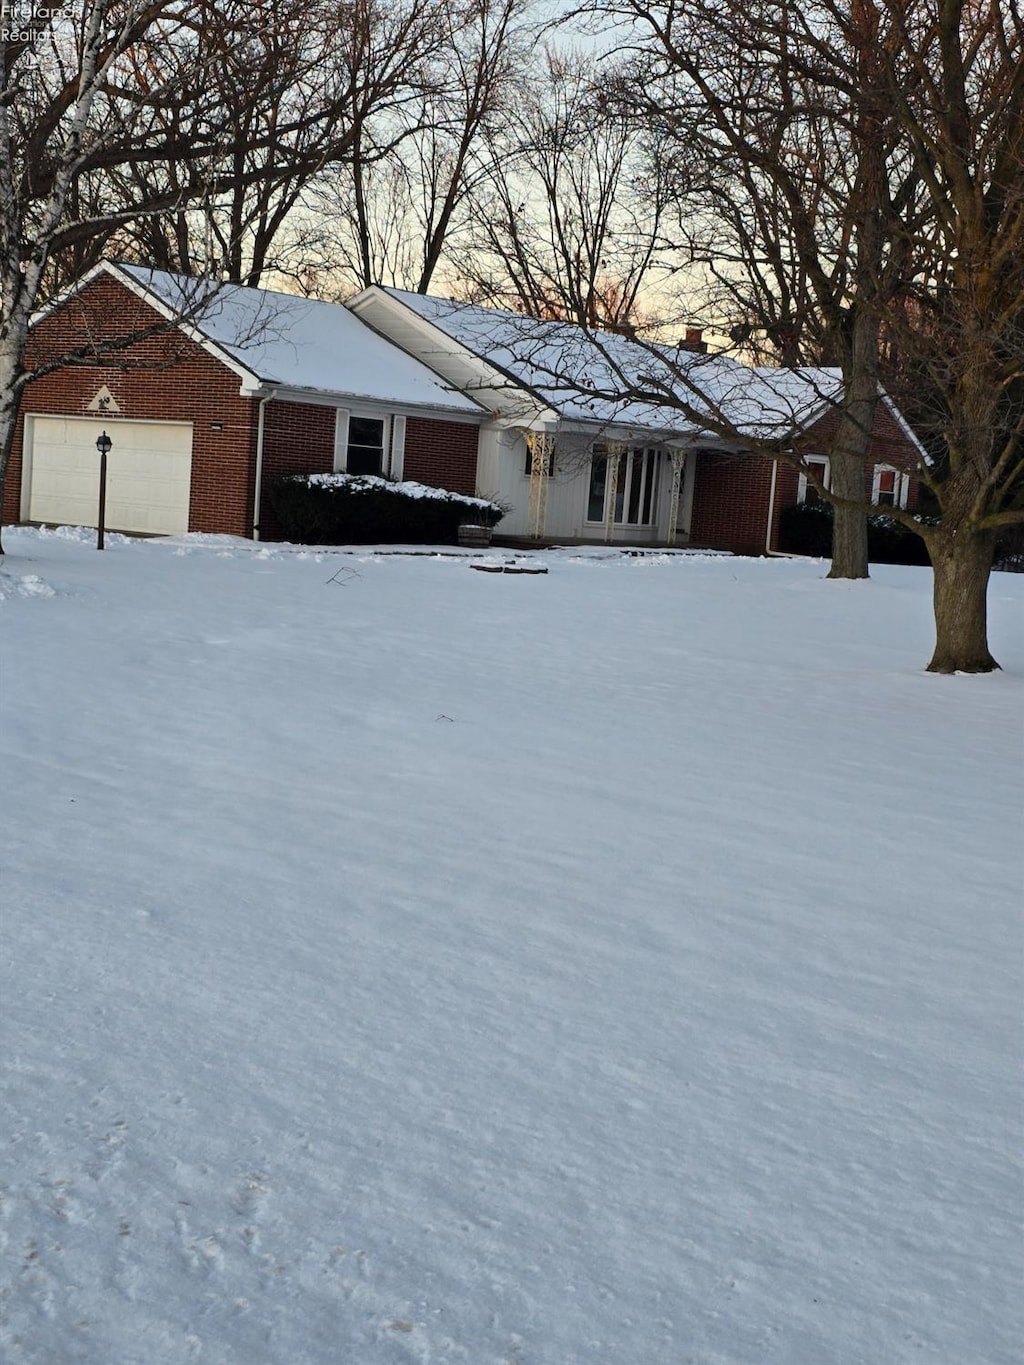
926,527 -> 999,673
827,307 -> 878,580
0,407 -> 19,556
827,444 -> 870,579
0,329 -> 30,557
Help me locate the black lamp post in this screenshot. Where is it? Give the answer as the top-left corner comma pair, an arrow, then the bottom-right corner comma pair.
96,430 -> 112,550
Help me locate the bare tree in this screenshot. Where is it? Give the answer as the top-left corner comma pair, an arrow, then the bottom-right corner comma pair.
599,0 -> 938,578
94,0 -> 455,288
580,0 -> 1023,669
876,0 -> 1024,671
304,0 -> 533,295
451,48 -> 672,329
1,0 -> 190,552
0,0 -> 455,548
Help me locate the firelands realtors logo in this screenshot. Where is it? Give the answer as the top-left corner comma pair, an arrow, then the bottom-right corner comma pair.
2,1 -> 64,43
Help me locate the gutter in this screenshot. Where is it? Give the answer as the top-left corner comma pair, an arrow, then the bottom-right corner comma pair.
764,458 -> 780,554
765,458 -> 779,554
252,389 -> 277,541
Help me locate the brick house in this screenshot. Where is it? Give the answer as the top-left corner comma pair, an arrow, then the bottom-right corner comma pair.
6,263 -> 485,540
7,264 -> 923,553
689,401 -> 923,556
349,287 -> 925,552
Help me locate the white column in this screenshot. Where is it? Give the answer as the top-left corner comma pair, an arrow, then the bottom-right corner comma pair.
527,430 -> 553,539
666,449 -> 685,546
604,441 -> 625,543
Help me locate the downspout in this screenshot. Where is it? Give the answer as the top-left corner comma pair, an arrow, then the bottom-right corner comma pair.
252,389 -> 277,541
764,457 -> 779,555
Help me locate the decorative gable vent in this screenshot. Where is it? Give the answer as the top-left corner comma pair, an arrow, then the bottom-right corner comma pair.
87,385 -> 121,413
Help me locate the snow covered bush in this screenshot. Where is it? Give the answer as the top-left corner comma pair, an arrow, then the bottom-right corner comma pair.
267,473 -> 505,545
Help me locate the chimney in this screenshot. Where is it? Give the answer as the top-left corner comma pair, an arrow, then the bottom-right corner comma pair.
678,327 -> 707,354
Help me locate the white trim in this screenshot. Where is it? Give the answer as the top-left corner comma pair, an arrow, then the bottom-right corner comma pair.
247,382 -> 486,421
765,458 -> 779,553
348,286 -> 508,378
29,260 -> 261,390
335,409 -> 390,476
252,390 -> 277,540
871,463 -> 910,510
28,260 -> 109,327
20,412 -> 35,521
585,444 -> 665,532
347,286 -> 552,425
390,415 -> 406,480
34,266 -> 489,422
878,390 -> 928,461
333,409 -> 351,472
797,455 -> 831,503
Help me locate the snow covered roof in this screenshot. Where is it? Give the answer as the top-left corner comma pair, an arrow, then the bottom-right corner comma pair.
380,289 -> 845,441
107,265 -> 484,416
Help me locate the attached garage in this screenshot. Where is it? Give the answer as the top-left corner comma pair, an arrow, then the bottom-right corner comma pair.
22,415 -> 193,535
5,263 -> 487,540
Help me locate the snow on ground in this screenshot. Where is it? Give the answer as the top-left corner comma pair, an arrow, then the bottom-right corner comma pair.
1,526 -> 1021,1365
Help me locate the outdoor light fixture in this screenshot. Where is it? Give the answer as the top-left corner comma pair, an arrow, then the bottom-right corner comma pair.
96,430 -> 112,550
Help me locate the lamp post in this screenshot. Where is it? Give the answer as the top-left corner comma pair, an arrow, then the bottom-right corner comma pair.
96,430 -> 112,550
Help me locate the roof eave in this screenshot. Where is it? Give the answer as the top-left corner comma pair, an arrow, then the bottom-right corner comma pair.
101,263 -> 261,388
247,380 -> 487,420
32,260 -> 263,389
354,286 -> 556,416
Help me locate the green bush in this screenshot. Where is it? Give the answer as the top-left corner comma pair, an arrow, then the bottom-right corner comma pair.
779,501 -> 931,565
267,473 -> 505,546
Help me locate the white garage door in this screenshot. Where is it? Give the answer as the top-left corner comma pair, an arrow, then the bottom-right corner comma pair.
26,416 -> 193,535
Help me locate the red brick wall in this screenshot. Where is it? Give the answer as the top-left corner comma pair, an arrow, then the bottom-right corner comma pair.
800,400 -> 921,473
788,401 -> 922,524
402,416 -> 479,495
689,397 -> 923,554
257,399 -> 335,540
770,462 -> 801,548
6,272 -> 258,535
689,452 -> 776,555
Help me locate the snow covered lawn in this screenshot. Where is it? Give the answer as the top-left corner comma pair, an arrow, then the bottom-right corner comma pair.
2,527 -> 1021,1365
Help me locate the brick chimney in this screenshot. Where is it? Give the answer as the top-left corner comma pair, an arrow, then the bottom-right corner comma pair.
678,327 -> 707,354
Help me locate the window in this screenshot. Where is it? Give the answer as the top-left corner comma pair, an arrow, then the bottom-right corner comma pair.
523,439 -> 556,477
346,415 -> 387,476
588,450 -> 608,521
800,458 -> 829,504
586,446 -> 661,527
871,464 -> 909,509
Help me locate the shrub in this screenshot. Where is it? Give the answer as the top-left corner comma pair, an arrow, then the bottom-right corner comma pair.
778,501 -> 932,565
994,522 -> 1024,573
267,473 -> 505,546
778,500 -> 834,557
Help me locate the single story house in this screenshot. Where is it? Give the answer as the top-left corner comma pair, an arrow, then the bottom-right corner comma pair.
5,263 -> 924,553
5,262 -> 486,540
348,287 -> 924,553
